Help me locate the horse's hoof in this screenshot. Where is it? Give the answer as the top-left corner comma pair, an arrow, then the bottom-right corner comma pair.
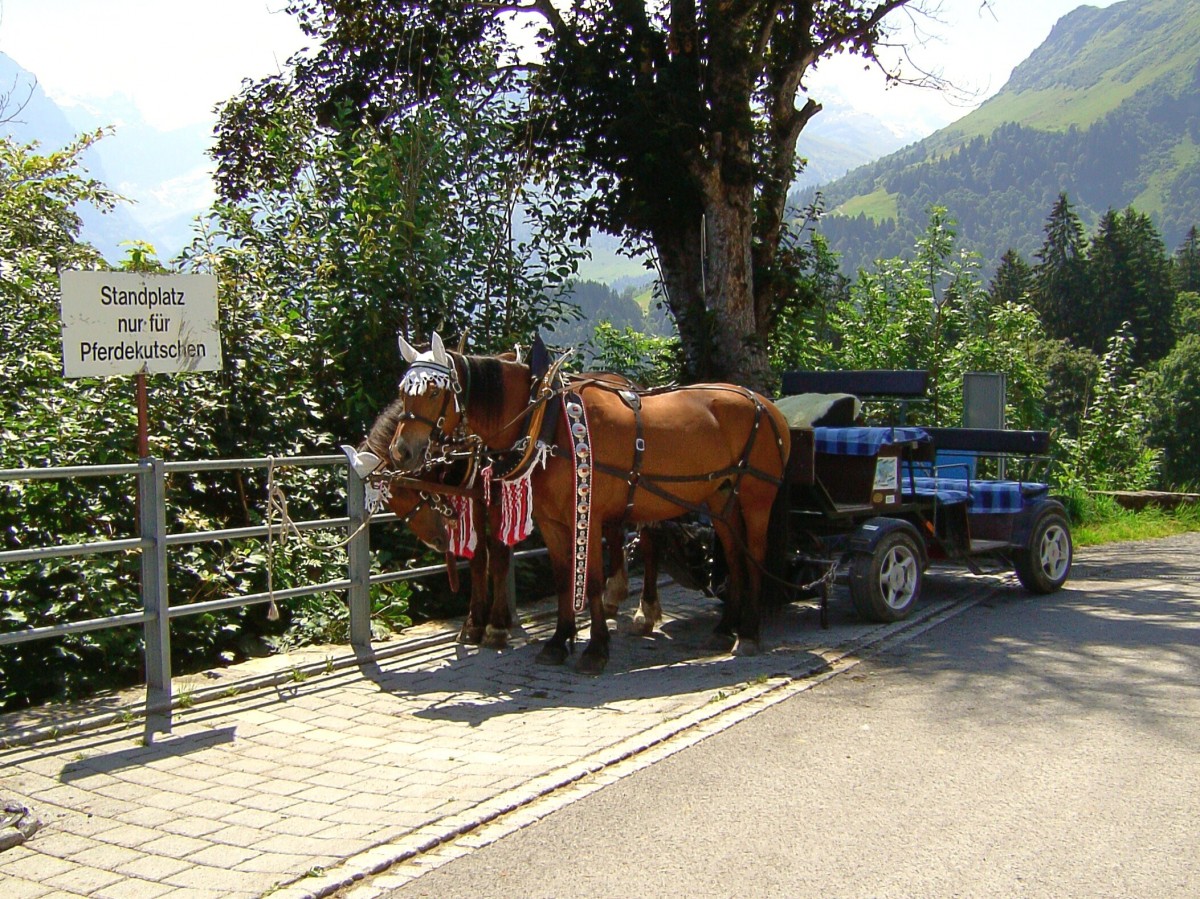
576,651 -> 608,676
457,625 -> 484,645
731,636 -> 761,657
602,571 -> 629,613
602,603 -> 621,621
535,643 -> 568,666
630,612 -> 655,637
706,631 -> 737,652
482,625 -> 509,650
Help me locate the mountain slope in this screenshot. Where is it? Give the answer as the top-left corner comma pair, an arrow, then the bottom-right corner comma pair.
0,52 -> 147,259
807,0 -> 1200,274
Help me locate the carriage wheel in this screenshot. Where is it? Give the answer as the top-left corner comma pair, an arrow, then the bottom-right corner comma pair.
1014,508 -> 1072,594
849,528 -> 922,622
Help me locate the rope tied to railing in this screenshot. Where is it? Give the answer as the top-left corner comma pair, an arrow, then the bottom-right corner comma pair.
264,455 -> 373,621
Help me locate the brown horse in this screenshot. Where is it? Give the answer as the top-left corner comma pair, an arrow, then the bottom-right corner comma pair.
359,418 -> 647,648
386,333 -> 791,674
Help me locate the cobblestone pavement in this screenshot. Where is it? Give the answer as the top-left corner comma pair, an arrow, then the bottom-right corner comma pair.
0,564 -> 1043,898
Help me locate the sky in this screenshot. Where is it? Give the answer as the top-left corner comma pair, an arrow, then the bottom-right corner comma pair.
0,0 -> 309,132
0,0 -> 1123,250
1,0 -> 1125,134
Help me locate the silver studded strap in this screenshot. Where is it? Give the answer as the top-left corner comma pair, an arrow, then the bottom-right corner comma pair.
565,392 -> 592,614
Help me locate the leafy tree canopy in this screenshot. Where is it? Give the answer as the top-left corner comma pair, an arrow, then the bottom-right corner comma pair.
214,0 -> 931,390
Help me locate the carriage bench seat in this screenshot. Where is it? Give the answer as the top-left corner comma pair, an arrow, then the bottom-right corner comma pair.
921,427 -> 1051,457
904,477 -> 1050,514
910,427 -> 1053,484
789,425 -> 931,507
780,369 -> 929,426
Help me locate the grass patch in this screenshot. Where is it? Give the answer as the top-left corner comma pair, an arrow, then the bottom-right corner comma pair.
1069,491 -> 1200,547
835,187 -> 897,222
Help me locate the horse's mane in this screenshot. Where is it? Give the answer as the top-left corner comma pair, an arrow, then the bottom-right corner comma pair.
456,353 -> 520,434
365,398 -> 406,459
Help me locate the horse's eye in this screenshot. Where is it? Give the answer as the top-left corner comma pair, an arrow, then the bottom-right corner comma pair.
429,387 -> 441,398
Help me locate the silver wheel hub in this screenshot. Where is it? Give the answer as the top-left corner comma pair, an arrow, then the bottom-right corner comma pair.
879,546 -> 918,609
1039,524 -> 1070,580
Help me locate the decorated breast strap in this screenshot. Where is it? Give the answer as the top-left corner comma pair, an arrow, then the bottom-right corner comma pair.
564,390 -> 593,614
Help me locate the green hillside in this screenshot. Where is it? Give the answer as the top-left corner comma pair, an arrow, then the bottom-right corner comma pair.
806,0 -> 1200,273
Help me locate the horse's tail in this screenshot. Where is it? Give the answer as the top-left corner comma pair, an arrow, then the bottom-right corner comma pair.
760,474 -> 792,609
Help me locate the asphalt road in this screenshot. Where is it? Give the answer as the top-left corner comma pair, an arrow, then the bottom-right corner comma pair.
367,535 -> 1200,899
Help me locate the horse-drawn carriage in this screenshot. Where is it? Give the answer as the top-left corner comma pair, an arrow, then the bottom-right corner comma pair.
358,335 -> 1071,674
777,369 -> 1072,627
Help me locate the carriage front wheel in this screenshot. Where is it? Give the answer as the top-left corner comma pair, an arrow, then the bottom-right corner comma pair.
849,527 -> 923,622
1014,507 -> 1072,594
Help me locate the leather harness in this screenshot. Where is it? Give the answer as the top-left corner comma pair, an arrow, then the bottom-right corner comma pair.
387,356 -> 787,530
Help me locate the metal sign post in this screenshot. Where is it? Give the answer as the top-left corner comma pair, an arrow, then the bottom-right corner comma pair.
59,271 -> 223,735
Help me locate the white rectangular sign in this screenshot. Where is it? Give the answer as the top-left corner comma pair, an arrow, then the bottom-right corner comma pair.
59,271 -> 223,377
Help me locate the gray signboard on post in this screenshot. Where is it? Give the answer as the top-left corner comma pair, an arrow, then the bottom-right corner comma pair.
59,271 -> 222,378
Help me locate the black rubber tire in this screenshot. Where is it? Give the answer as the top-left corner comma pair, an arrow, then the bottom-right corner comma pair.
1014,509 -> 1072,593
849,528 -> 923,622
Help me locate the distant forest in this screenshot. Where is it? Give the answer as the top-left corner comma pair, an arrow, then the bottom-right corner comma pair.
549,278 -> 673,356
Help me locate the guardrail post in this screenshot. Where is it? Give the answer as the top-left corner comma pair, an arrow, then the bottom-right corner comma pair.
346,464 -> 372,649
138,456 -> 172,737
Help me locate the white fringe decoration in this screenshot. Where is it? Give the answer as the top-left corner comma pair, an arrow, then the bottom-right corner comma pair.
399,361 -> 455,402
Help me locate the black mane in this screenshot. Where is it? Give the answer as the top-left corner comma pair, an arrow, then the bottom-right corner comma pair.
455,353 -> 520,433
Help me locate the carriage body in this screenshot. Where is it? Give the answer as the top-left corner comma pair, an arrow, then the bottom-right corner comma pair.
780,371 -> 1073,626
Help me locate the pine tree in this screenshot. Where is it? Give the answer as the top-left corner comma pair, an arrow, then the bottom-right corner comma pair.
1087,209 -> 1133,353
989,248 -> 1034,306
1089,208 -> 1175,366
1032,193 -> 1092,345
1174,225 -> 1200,294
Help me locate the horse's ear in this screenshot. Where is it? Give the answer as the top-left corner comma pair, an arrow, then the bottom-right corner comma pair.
529,333 -> 550,379
398,335 -> 419,363
457,331 -> 469,354
431,332 -> 449,366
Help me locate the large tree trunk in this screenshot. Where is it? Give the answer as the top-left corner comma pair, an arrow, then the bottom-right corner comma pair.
647,9 -> 778,394
702,182 -> 773,392
654,220 -> 712,381
656,183 -> 773,392
654,146 -> 775,390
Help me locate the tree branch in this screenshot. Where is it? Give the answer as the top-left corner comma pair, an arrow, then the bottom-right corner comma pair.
467,0 -> 574,42
0,73 -> 36,127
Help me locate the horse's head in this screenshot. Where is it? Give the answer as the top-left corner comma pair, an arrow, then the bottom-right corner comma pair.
345,424 -> 454,551
388,333 -> 466,472
383,485 -> 452,554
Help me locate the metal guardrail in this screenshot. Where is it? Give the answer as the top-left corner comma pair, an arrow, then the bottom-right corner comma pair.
0,454 -> 532,736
